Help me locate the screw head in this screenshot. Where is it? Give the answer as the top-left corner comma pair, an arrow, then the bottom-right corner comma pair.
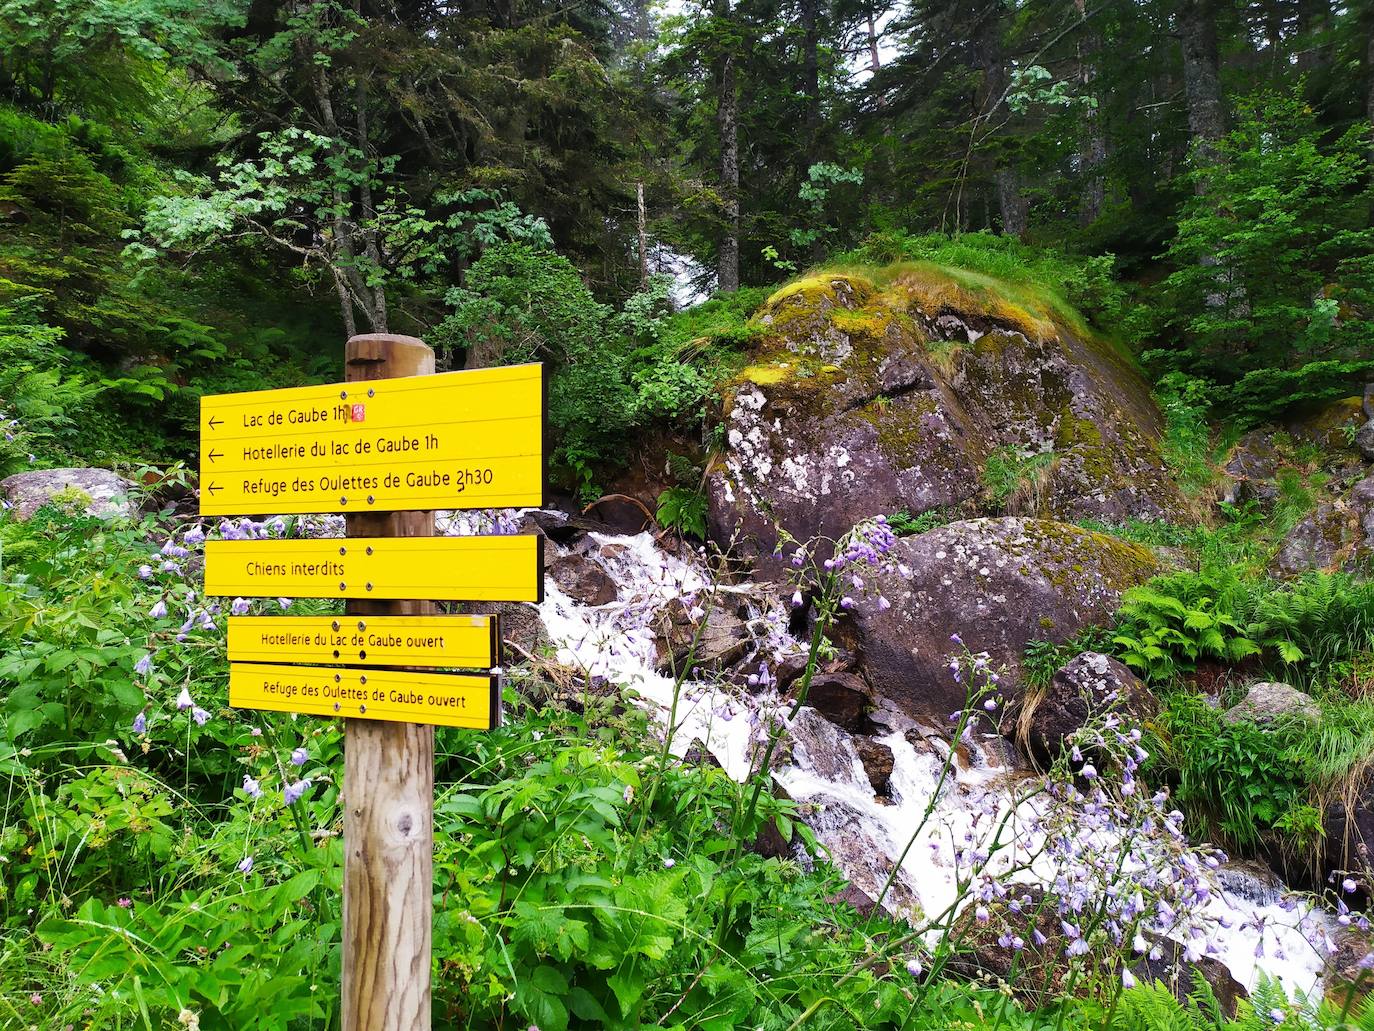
357,620 -> 365,631
365,546 -> 374,556
331,620 -> 340,632
339,546 -> 346,555
367,388 -> 375,398
340,390 -> 347,400
367,495 -> 375,505
366,582 -> 373,591
339,581 -> 347,591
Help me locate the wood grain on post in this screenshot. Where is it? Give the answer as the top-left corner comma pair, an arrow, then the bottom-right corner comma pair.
342,333 -> 435,1031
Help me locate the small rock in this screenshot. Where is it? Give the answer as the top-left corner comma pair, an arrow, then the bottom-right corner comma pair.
801,672 -> 871,732
1133,940 -> 1248,1017
1221,432 -> 1281,506
824,884 -> 879,918
1020,652 -> 1156,766
653,600 -> 747,672
1357,421 -> 1374,462
581,495 -> 654,534
1365,383 -> 1374,421
466,601 -> 548,657
854,737 -> 894,796
1324,927 -> 1374,1013
0,467 -> 137,521
1223,682 -> 1321,726
547,553 -> 617,606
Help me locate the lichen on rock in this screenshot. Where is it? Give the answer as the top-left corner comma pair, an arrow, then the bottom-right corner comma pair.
706,264 -> 1188,571
837,517 -> 1160,721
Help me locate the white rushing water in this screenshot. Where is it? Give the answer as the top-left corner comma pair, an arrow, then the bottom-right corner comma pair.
526,521 -> 1339,999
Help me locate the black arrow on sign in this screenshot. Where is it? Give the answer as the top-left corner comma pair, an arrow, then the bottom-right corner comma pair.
207,448 -> 223,463
208,416 -> 223,430
206,483 -> 222,495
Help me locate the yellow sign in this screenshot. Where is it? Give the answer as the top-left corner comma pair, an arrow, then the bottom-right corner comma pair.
204,535 -> 542,601
228,615 -> 499,668
230,663 -> 499,729
199,363 -> 544,516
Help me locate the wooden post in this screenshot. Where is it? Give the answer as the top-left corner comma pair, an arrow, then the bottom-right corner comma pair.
342,333 -> 435,1031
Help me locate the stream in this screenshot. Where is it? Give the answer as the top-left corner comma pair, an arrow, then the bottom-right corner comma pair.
517,518 -> 1341,1000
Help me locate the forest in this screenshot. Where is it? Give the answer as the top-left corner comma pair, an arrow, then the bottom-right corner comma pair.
2,0 -> 1374,1027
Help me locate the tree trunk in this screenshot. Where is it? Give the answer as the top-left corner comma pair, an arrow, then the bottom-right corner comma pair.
1178,0 -> 1225,169
866,9 -> 881,74
715,0 -> 740,294
1295,0 -> 1327,72
1367,21 -> 1374,167
971,6 -> 1024,236
801,0 -> 821,157
995,167 -> 1029,237
1076,4 -> 1106,226
636,180 -> 649,288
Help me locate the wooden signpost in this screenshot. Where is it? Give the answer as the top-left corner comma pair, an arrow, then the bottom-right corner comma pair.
204,535 -> 543,600
199,362 -> 544,516
227,614 -> 499,669
199,333 -> 545,1031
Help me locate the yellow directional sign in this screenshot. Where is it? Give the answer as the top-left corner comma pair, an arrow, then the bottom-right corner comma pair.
230,663 -> 499,729
199,363 -> 544,516
228,615 -> 499,668
204,535 -> 542,601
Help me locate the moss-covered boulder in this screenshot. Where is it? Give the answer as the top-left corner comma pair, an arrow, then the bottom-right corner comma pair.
707,266 -> 1186,568
838,518 -> 1160,721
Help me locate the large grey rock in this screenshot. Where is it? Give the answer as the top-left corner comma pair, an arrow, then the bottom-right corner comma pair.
1353,477 -> 1374,551
1223,681 -> 1321,725
1021,651 -> 1156,766
0,467 -> 137,520
1272,502 -> 1354,575
840,518 -> 1160,720
706,272 -> 1187,572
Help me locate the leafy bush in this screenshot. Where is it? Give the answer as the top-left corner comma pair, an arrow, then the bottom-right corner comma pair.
1112,582 -> 1262,683
656,485 -> 708,538
0,301 -> 99,473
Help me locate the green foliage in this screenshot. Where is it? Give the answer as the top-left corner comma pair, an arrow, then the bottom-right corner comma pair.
0,302 -> 99,473
439,244 -> 750,495
884,508 -> 950,537
788,163 -> 864,254
1151,693 -> 1313,847
656,485 -> 708,539
981,445 -> 1055,510
1022,626 -> 1116,690
835,231 -> 1130,330
1112,578 -> 1261,683
1143,91 -> 1374,421
655,285 -> 772,351
1154,372 -> 1220,500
